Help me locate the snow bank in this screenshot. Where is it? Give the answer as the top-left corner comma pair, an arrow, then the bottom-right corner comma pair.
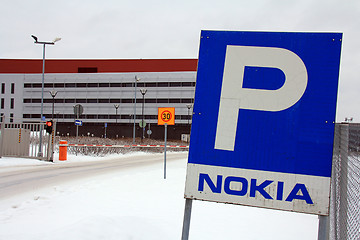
0,152 -> 318,239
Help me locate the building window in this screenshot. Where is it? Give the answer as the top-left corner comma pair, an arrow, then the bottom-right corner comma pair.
98,99 -> 109,103
182,82 -> 195,87
110,99 -> 121,103
1,98 -> 4,109
157,99 -> 168,103
10,98 -> 14,109
169,99 -> 181,103
54,83 -> 65,88
181,98 -> 193,103
170,82 -> 182,87
65,99 -> 75,103
65,83 -> 76,88
87,83 -> 98,88
11,83 -> 15,94
87,99 -> 98,103
145,99 -> 156,103
110,83 -> 121,87
158,82 -> 169,87
10,113 -> 13,123
99,83 -> 109,88
86,114 -> 97,119
55,99 -> 64,103
75,99 -> 86,103
78,67 -> 98,73
1,83 -> 4,94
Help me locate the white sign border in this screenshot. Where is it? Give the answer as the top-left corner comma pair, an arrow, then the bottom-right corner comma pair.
185,163 -> 331,215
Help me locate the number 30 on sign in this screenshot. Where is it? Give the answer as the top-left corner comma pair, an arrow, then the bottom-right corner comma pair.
158,107 -> 175,125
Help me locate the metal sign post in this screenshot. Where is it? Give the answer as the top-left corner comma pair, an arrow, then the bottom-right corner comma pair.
73,104 -> 83,156
164,123 -> 167,179
104,123 -> 107,138
318,215 -> 330,240
73,104 -> 83,139
76,114 -> 79,138
181,198 -> 193,240
158,107 -> 175,179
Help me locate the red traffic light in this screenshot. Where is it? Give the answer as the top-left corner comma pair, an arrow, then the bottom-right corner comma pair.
45,120 -> 53,134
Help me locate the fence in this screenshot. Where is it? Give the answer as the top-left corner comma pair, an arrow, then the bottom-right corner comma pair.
329,123 -> 360,240
0,119 -> 358,238
0,118 -> 55,161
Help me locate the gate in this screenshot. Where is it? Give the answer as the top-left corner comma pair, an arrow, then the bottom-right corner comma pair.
0,117 -> 56,161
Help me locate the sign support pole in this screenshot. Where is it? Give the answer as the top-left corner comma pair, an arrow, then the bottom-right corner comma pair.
164,123 -> 167,179
181,198 -> 193,240
317,215 -> 329,240
76,112 -> 79,156
76,112 -> 79,138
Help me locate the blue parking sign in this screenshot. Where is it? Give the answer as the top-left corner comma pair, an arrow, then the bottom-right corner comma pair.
184,31 -> 342,215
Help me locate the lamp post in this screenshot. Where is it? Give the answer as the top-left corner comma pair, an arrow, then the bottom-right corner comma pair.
186,104 -> 192,143
186,104 -> 192,125
32,35 -> 61,157
49,90 -> 58,120
140,88 -> 147,141
133,76 -> 140,144
114,104 -> 119,123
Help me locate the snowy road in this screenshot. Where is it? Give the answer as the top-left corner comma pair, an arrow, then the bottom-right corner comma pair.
0,152 -> 188,199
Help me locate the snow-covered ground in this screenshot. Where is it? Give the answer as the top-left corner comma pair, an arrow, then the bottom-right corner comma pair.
0,152 -> 318,240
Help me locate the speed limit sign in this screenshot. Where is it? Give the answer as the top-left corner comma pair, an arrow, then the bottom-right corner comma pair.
158,107 -> 175,125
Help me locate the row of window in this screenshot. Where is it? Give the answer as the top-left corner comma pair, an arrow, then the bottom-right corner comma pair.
23,114 -> 192,120
1,98 -> 14,109
1,83 -> 15,94
23,98 -> 194,104
24,82 -> 196,88
1,113 -> 14,122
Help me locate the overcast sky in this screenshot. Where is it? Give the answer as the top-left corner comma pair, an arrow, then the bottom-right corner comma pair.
1,0 -> 359,122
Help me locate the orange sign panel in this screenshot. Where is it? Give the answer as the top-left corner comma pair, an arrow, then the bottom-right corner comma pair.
158,107 -> 175,125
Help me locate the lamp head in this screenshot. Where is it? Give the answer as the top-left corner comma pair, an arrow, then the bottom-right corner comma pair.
140,88 -> 147,95
49,90 -> 58,98
53,37 -> 62,43
31,35 -> 38,43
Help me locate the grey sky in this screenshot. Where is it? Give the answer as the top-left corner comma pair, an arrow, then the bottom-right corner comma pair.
1,0 -> 359,122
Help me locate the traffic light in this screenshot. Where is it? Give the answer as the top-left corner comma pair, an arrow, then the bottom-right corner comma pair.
45,120 -> 53,134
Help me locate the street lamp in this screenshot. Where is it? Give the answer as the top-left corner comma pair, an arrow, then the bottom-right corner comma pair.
32,35 -> 61,157
133,76 -> 140,144
114,104 -> 119,123
140,88 -> 147,141
49,90 -> 58,120
186,104 -> 193,143
186,104 -> 193,125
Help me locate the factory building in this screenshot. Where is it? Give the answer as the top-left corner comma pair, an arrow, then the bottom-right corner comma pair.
0,59 -> 198,139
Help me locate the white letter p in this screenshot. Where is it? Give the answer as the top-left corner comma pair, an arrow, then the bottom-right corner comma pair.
214,45 -> 308,151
